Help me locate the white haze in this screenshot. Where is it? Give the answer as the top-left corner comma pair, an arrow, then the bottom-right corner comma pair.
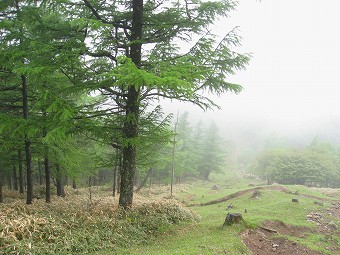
161,0 -> 340,145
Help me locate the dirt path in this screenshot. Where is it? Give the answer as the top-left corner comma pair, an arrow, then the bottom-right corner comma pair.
189,185 -> 338,207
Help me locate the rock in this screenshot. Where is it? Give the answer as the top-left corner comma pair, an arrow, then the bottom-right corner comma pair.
211,185 -> 220,190
223,213 -> 244,226
227,204 -> 234,208
251,189 -> 261,199
326,221 -> 338,230
292,198 -> 299,203
314,201 -> 323,206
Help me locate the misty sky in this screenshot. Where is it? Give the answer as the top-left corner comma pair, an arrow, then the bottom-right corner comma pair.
163,1 -> 340,138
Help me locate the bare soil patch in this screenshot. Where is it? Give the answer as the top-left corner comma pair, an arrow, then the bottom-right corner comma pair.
241,228 -> 324,255
241,214 -> 340,255
261,221 -> 313,238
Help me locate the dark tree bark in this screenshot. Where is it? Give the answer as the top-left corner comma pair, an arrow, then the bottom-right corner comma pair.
38,160 -> 43,186
0,172 -> 3,203
8,175 -> 12,190
72,178 -> 76,189
18,149 -> 24,194
22,74 -> 33,204
43,113 -> 51,202
44,156 -> 51,202
117,158 -> 121,194
112,149 -> 120,197
119,0 -> 143,209
56,164 -> 65,197
13,166 -> 18,191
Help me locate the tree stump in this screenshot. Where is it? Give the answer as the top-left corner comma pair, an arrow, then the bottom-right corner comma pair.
223,213 -> 243,226
251,189 -> 261,198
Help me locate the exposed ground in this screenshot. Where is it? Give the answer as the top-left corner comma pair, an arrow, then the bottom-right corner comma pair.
1,180 -> 339,255
196,185 -> 340,255
187,182 -> 340,255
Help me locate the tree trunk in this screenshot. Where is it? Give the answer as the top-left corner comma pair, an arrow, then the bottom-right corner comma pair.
44,156 -> 51,202
18,149 -> 24,194
8,175 -> 12,190
38,160 -> 43,186
43,117 -> 51,202
22,74 -> 33,205
13,166 -> 18,191
171,111 -> 179,197
0,172 -> 3,203
56,164 -> 64,197
72,178 -> 76,189
119,0 -> 143,209
149,168 -> 153,188
112,149 -> 120,197
135,167 -> 153,192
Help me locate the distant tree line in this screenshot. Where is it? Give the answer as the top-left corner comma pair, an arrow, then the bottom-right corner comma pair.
248,140 -> 340,188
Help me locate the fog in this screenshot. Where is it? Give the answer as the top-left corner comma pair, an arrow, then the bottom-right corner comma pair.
161,0 -> 340,151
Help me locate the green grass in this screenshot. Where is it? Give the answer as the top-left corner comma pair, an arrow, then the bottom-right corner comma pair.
97,178 -> 339,255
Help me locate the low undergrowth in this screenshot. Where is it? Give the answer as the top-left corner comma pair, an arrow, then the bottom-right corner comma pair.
0,188 -> 196,255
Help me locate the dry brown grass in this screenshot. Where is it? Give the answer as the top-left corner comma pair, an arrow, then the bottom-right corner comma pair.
310,187 -> 340,198
0,185 -> 196,255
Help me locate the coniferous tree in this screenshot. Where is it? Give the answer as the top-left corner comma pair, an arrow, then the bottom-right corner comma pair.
71,0 -> 249,208
197,122 -> 225,180
1,0 -> 249,207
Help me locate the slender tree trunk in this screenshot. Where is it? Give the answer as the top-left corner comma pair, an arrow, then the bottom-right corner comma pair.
38,160 -> 43,186
117,156 -> 121,194
13,166 -> 18,191
56,164 -> 64,197
18,149 -> 24,194
22,74 -> 33,204
44,156 -> 51,202
149,168 -> 153,189
72,178 -> 76,189
0,172 -> 3,203
112,149 -> 120,197
8,175 -> 12,190
171,111 -> 179,197
119,0 -> 143,209
88,176 -> 92,203
135,167 -> 152,192
43,113 -> 51,202
15,0 -> 32,204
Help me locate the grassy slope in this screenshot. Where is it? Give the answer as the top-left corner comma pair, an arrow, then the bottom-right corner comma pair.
106,173 -> 339,255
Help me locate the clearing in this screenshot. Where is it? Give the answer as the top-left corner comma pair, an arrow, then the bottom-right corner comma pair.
1,175 -> 339,255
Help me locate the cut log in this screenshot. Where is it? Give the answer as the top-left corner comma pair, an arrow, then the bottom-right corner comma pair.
223,213 -> 243,226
